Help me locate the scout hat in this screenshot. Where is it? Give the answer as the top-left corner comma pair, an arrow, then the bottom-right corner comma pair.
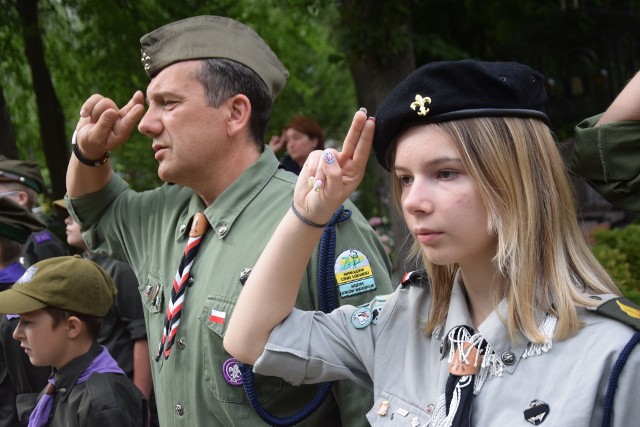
0,255 -> 116,317
51,199 -> 68,218
0,197 -> 46,243
372,60 -> 550,170
139,15 -> 289,100
0,155 -> 45,193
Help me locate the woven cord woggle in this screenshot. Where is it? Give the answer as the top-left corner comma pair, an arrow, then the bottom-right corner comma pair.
240,206 -> 351,427
430,325 -> 487,427
155,212 -> 209,361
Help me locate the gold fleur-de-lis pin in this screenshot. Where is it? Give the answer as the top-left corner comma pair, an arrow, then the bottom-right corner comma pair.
410,94 -> 431,117
141,51 -> 151,71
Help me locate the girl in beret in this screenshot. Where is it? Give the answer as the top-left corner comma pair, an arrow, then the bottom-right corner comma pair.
225,60 -> 640,426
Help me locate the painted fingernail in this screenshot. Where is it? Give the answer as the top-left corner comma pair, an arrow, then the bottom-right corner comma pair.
323,150 -> 336,165
313,179 -> 323,192
359,107 -> 367,114
308,177 -> 315,187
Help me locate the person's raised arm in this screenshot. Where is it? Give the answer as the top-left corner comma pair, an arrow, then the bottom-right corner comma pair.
597,70 -> 640,126
224,109 -> 374,364
66,91 -> 145,197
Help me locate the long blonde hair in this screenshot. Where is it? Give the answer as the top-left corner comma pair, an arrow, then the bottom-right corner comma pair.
391,117 -> 620,343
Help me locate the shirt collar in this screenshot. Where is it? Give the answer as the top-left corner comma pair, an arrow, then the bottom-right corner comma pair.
175,149 -> 282,242
443,270 -> 537,374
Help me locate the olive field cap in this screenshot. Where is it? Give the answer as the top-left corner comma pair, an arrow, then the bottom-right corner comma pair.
140,15 -> 289,100
0,155 -> 45,193
373,60 -> 550,170
0,197 -> 46,243
0,255 -> 117,317
52,199 -> 68,218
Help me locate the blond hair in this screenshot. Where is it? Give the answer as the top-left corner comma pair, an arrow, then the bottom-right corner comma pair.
391,117 -> 620,343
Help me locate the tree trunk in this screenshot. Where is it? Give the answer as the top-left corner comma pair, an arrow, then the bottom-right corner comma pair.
0,85 -> 19,158
17,0 -> 68,199
338,0 -> 416,278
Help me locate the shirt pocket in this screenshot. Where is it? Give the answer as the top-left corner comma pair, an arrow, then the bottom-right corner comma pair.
140,271 -> 164,314
366,391 -> 432,426
197,294 -> 284,404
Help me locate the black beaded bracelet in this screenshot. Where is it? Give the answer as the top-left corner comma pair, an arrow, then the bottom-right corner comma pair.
71,130 -> 111,167
290,201 -> 328,228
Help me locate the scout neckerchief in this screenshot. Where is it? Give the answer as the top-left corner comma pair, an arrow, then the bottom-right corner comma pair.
431,325 -> 486,427
29,346 -> 124,427
240,206 -> 351,426
156,212 -> 208,361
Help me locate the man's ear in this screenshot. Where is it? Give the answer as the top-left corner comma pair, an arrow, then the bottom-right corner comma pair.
226,94 -> 252,137
66,316 -> 82,339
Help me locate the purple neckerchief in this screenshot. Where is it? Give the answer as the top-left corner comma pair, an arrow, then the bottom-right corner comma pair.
28,346 -> 125,427
1,262 -> 26,320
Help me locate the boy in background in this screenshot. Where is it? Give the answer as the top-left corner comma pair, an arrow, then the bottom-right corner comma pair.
0,256 -> 147,426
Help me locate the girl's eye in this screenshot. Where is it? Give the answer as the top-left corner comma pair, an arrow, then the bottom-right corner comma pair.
437,170 -> 458,180
397,175 -> 413,186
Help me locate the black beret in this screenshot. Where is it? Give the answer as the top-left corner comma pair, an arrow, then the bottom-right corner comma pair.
373,60 -> 549,170
140,15 -> 289,101
0,156 -> 45,193
0,197 -> 46,243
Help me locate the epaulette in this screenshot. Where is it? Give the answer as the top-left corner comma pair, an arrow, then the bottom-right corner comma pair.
400,270 -> 428,288
592,295 -> 640,330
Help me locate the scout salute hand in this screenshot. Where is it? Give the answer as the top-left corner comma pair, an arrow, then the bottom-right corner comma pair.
72,91 -> 146,166
292,108 -> 375,228
224,108 -> 375,364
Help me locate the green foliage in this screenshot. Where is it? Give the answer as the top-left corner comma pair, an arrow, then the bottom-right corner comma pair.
592,224 -> 640,305
1,0 -> 356,192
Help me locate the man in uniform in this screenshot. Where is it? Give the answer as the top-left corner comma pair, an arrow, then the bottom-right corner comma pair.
0,156 -> 68,266
65,15 -> 393,426
0,197 -> 52,426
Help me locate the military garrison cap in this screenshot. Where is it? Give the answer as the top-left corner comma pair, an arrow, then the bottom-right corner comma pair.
0,197 -> 46,243
140,15 -> 289,101
373,60 -> 550,170
0,156 -> 45,193
0,255 -> 116,317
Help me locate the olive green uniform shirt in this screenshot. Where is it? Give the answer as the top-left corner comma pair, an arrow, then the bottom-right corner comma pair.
66,150 -> 393,426
570,114 -> 640,212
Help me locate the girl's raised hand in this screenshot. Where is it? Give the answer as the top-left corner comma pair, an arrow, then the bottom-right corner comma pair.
293,109 -> 374,225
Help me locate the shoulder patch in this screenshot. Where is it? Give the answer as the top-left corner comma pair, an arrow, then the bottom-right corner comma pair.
595,297 -> 640,330
400,270 -> 428,288
334,249 -> 377,298
32,230 -> 52,244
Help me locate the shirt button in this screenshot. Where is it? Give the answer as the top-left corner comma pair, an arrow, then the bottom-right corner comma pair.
501,350 -> 516,365
217,224 -> 228,237
58,387 -> 67,395
179,224 -> 187,233
175,404 -> 184,416
177,338 -> 186,350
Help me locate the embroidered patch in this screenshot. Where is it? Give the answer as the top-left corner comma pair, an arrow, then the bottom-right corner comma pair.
351,307 -> 373,328
371,296 -> 388,325
32,231 -> 52,244
334,249 -> 376,298
209,308 -> 226,324
221,358 -> 243,386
